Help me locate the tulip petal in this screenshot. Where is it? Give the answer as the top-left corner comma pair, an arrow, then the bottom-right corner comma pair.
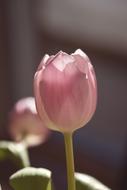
37,54 -> 49,71
39,61 -> 90,132
52,51 -> 74,72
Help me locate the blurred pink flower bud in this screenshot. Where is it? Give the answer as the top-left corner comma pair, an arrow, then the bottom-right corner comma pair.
34,49 -> 97,133
9,97 -> 50,147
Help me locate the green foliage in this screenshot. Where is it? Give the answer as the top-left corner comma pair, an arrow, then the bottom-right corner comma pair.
75,172 -> 111,190
0,141 -> 30,168
10,167 -> 52,190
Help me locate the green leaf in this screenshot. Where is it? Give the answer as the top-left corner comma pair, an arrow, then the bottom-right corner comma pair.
75,172 -> 111,190
10,167 -> 52,190
0,141 -> 30,168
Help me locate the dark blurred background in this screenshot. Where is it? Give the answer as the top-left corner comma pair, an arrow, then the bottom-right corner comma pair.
0,0 -> 127,190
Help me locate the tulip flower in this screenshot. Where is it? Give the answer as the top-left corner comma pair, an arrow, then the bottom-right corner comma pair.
9,97 -> 50,147
34,49 -> 97,133
34,49 -> 97,190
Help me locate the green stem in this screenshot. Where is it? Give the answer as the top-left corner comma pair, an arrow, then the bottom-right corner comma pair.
64,132 -> 76,190
17,146 -> 30,168
13,142 -> 30,169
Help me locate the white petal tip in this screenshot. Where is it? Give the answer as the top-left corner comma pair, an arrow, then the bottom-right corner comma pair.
73,49 -> 88,59
43,54 -> 50,64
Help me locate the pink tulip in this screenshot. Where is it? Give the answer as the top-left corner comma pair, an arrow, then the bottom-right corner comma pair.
34,49 -> 97,133
9,97 -> 50,146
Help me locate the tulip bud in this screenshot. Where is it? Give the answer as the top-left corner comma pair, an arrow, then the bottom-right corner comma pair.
34,49 -> 97,133
9,97 -> 50,147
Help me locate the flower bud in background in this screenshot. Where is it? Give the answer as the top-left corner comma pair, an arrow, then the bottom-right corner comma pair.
9,97 -> 50,147
34,49 -> 97,133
